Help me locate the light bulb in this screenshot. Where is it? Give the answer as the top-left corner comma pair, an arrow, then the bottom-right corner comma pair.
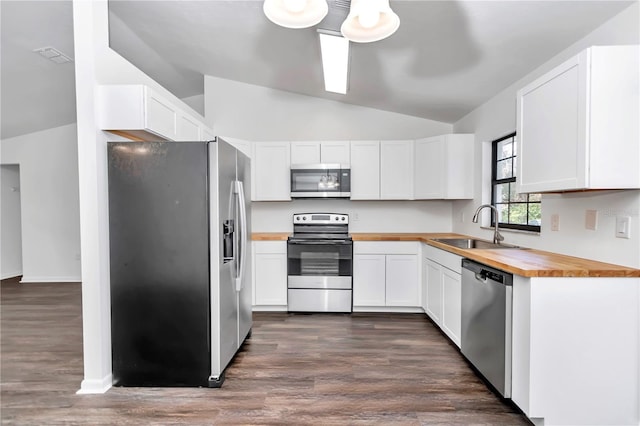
282,0 -> 307,13
357,10 -> 380,29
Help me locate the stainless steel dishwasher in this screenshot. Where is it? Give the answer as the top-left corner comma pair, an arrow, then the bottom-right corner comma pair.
461,259 -> 513,398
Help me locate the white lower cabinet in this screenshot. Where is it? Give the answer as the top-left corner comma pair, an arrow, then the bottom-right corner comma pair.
422,244 -> 463,347
353,254 -> 386,306
511,275 -> 640,425
424,259 -> 443,323
385,255 -> 419,307
353,242 -> 421,311
252,241 -> 287,310
441,267 -> 461,347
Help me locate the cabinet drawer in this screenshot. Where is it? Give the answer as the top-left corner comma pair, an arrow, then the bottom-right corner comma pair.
423,243 -> 463,273
254,241 -> 287,254
354,241 -> 419,255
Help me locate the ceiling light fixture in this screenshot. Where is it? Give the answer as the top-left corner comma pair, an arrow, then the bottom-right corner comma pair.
263,0 -> 329,29
318,30 -> 350,94
33,46 -> 74,64
340,0 -> 400,43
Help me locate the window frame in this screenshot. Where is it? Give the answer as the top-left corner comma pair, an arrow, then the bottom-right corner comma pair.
491,132 -> 541,233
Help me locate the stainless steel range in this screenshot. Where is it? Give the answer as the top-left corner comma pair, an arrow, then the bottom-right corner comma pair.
287,213 -> 353,313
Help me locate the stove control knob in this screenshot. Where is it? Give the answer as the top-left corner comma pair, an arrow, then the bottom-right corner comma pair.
303,217 -> 307,220
342,217 -> 346,221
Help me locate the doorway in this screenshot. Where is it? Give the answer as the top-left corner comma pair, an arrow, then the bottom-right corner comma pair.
1,164 -> 23,279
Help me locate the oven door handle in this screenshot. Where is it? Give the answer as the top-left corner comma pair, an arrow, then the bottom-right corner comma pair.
288,240 -> 352,245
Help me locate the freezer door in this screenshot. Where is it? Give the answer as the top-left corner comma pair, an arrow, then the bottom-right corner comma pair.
108,142 -> 210,387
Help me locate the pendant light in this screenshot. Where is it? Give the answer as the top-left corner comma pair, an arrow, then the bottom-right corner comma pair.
263,0 -> 329,29
341,0 -> 400,43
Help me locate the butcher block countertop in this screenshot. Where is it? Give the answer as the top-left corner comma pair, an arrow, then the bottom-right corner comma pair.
251,232 -> 290,241
253,232 -> 640,278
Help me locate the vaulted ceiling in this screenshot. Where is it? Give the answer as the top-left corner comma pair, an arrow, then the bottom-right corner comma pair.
1,1 -> 635,140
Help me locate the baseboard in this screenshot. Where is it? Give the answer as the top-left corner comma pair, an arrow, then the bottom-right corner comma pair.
352,306 -> 424,314
20,276 -> 82,283
76,374 -> 112,395
1,271 -> 22,280
252,305 -> 287,312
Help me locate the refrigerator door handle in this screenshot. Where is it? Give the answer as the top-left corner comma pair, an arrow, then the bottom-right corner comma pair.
234,180 -> 247,292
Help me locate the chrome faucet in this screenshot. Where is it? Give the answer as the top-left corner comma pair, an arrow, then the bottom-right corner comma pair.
472,204 -> 504,245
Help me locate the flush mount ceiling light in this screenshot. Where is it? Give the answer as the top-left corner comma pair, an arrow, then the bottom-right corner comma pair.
263,0 -> 329,29
340,0 -> 400,43
318,30 -> 350,94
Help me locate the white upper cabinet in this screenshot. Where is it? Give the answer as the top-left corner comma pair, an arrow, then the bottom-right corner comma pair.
516,45 -> 640,193
380,140 -> 414,200
414,134 -> 475,199
290,141 -> 350,165
176,112 -> 201,141
290,142 -> 320,164
350,141 -> 380,200
320,141 -> 350,165
252,142 -> 291,201
99,85 -> 213,142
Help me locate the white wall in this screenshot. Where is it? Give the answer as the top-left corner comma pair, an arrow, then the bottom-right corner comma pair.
0,124 -> 81,281
452,3 -> 640,268
205,76 -> 453,140
181,94 -> 204,116
1,165 -> 23,279
253,200 -> 453,233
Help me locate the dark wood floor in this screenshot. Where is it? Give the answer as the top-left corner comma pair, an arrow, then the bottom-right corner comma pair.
1,277 -> 530,425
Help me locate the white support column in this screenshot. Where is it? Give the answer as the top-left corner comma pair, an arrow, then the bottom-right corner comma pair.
72,0 -> 112,394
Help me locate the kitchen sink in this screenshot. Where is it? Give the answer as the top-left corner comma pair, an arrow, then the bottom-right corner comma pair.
432,238 -> 520,250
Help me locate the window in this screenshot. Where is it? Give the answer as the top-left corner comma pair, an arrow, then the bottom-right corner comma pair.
491,132 -> 541,232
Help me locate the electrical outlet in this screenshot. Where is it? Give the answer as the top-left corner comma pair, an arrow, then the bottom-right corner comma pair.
585,209 -> 598,230
460,211 -> 465,223
551,214 -> 560,231
616,216 -> 631,239
352,212 -> 360,221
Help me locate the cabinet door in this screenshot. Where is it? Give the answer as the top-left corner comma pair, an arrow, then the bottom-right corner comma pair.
202,127 -> 215,142
385,255 -> 419,307
353,254 -> 386,306
144,89 -> 177,140
517,53 -> 586,193
253,253 -> 287,306
321,141 -> 350,165
252,142 -> 291,201
380,140 -> 414,200
176,113 -> 201,141
291,141 -> 320,164
414,136 -> 444,199
253,242 -> 288,307
425,259 -> 442,324
350,141 -> 380,200
441,267 -> 462,347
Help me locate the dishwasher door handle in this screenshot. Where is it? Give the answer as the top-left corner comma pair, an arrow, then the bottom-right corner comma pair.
474,272 -> 488,283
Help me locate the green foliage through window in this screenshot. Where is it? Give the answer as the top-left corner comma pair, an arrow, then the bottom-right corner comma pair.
491,133 -> 541,232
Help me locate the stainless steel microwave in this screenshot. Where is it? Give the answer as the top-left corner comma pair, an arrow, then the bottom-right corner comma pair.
290,164 -> 351,198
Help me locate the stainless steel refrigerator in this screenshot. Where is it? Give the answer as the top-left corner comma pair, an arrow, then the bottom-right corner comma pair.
107,138 -> 251,387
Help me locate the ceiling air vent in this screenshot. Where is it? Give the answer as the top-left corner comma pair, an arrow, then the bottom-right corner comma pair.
318,0 -> 351,32
33,46 -> 73,64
